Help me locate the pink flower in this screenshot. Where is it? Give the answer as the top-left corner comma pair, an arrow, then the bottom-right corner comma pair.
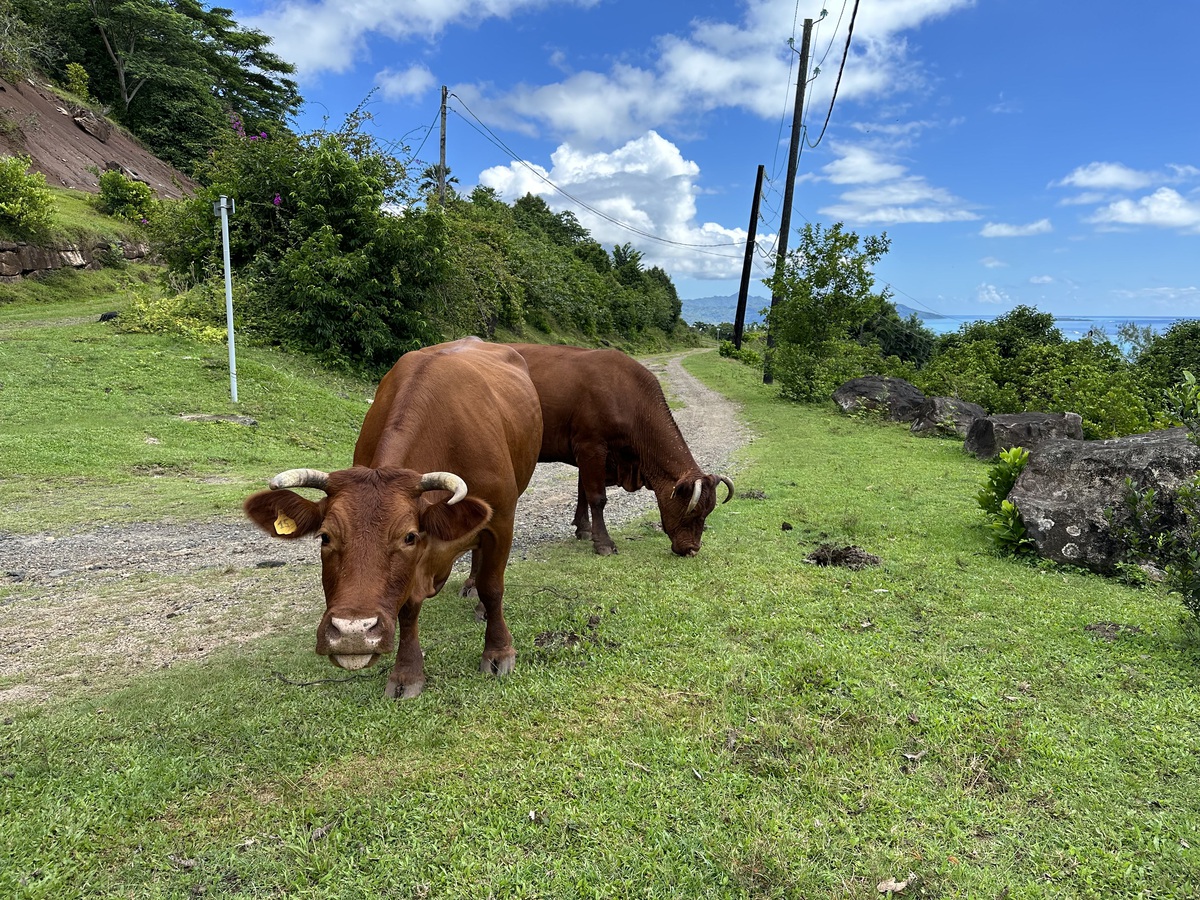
272,193 -> 282,207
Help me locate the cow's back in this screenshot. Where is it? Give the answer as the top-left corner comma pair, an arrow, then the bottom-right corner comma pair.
511,343 -> 672,464
356,339 -> 542,507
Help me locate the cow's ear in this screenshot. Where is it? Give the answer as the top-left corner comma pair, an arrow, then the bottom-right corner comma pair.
244,489 -> 324,539
419,496 -> 493,543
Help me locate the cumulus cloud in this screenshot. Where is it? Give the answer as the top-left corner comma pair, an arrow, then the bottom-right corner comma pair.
1088,188 -> 1200,231
977,283 -> 1011,304
377,64 -> 436,101
1029,275 -> 1054,284
979,218 -> 1052,237
814,144 -> 978,225
243,0 -> 600,78
980,256 -> 1007,268
478,131 -> 757,280
1053,161 -> 1155,192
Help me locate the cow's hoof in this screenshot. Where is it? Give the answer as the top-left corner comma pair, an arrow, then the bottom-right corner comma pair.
460,582 -> 478,599
594,543 -> 617,556
474,600 -> 487,622
575,527 -> 591,540
384,675 -> 426,700
480,652 -> 516,677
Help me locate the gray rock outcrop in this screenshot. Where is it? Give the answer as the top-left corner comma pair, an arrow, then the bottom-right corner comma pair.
910,397 -> 987,438
1007,427 -> 1200,572
964,411 -> 1083,460
832,376 -> 926,423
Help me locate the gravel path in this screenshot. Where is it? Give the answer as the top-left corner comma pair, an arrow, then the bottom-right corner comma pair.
0,351 -> 750,705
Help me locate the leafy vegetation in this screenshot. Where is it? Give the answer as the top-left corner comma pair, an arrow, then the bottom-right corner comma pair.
2,322 -> 1199,898
0,152 -> 53,235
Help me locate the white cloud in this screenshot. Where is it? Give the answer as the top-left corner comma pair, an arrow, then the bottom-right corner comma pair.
977,283 -> 1010,304
1111,285 -> 1200,313
479,131 -> 756,280
1088,188 -> 1200,231
821,146 -> 907,184
814,143 -> 978,225
980,256 -> 1007,268
988,93 -> 1020,114
377,65 -> 436,101
980,218 -> 1052,237
1053,162 -> 1154,192
1029,275 -> 1054,284
244,0 -> 601,78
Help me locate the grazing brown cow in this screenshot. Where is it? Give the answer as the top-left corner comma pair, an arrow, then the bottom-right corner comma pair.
243,338 -> 542,699
510,343 -> 733,557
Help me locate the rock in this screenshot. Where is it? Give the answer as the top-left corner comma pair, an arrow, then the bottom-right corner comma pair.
910,397 -> 987,438
832,376 -> 926,422
963,411 -> 1083,460
1008,427 -> 1200,572
72,107 -> 111,142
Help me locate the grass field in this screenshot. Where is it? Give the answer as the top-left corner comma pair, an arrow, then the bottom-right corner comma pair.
2,296 -> 1199,898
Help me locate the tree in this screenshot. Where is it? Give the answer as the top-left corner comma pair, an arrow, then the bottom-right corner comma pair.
764,221 -> 892,400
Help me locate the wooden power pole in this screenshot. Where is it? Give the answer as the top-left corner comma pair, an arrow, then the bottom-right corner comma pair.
764,18 -> 813,384
438,85 -> 448,206
733,164 -> 765,350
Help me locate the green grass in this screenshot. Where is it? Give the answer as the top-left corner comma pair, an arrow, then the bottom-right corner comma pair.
2,305 -> 1200,898
0,184 -> 145,248
0,281 -> 373,531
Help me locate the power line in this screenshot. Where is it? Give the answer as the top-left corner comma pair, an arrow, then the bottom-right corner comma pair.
447,94 -> 744,254
805,0 -> 861,150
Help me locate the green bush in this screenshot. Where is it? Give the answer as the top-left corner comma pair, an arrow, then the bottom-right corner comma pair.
1112,474 -> 1200,623
977,446 -> 1030,516
97,169 -> 155,221
63,62 -> 90,100
0,154 -> 53,235
718,340 -> 762,367
1164,369 -> 1200,445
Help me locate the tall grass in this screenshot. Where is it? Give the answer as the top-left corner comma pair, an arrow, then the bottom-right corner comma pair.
1,316 -> 1199,898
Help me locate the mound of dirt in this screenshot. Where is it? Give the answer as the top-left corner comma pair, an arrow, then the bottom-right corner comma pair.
0,76 -> 196,198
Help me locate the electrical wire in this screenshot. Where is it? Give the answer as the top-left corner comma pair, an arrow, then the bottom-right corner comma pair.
805,0 -> 860,150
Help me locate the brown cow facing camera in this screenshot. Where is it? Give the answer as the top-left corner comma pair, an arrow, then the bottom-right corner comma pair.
510,344 -> 733,557
244,338 -> 542,699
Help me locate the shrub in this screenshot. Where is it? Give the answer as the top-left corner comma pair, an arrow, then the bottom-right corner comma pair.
0,154 -> 53,235
97,169 -> 155,221
63,63 -> 90,100
978,447 -> 1034,556
719,340 -> 762,367
1164,369 -> 1200,446
1112,474 -> 1200,623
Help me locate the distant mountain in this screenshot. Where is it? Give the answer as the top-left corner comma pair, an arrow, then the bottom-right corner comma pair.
896,303 -> 947,321
679,294 -> 768,326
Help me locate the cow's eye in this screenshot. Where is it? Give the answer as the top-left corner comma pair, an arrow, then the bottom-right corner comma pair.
319,532 -> 331,546
403,531 -> 418,546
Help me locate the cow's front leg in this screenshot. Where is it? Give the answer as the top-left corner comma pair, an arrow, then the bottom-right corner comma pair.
384,600 -> 426,699
577,451 -> 616,555
473,532 -> 516,676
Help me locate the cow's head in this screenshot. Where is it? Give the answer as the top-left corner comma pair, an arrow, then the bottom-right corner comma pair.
655,473 -> 735,556
244,466 -> 492,669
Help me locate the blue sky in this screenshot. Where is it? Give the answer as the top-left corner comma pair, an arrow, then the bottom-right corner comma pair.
224,0 -> 1200,319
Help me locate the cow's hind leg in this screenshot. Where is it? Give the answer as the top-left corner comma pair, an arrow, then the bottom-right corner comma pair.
384,600 -> 427,700
461,549 -> 486,621
577,453 -> 617,555
572,478 -> 591,539
473,530 -> 516,676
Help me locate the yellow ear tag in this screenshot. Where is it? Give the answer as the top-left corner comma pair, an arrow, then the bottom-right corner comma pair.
274,512 -> 297,535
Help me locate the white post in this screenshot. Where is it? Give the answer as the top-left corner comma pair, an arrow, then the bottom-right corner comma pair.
214,195 -> 238,403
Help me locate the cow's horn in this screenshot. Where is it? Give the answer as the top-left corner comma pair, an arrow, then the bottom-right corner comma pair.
419,471 -> 468,505
685,478 -> 703,514
269,468 -> 330,491
719,476 -> 735,504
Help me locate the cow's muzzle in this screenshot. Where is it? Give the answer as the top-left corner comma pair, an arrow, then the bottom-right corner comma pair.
322,615 -> 389,669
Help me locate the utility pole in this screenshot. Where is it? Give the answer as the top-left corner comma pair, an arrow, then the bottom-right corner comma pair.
438,85 -> 448,206
733,164 -> 765,350
764,18 -> 813,384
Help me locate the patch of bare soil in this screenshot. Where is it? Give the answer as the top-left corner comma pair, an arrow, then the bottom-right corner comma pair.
0,76 -> 196,197
805,543 -> 882,570
0,351 -> 749,706
1084,622 -> 1143,641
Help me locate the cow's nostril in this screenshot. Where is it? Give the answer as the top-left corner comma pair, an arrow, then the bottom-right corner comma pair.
327,616 -> 383,652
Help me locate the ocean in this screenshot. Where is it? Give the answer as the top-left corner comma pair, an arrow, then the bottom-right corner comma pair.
677,296 -> 1191,342
919,315 -> 1188,341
